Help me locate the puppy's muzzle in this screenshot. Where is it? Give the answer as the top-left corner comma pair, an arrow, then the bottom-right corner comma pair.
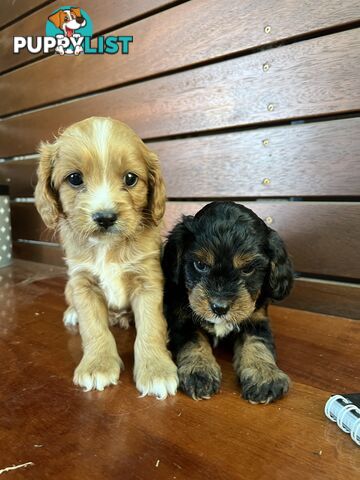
210,300 -> 230,317
92,211 -> 117,230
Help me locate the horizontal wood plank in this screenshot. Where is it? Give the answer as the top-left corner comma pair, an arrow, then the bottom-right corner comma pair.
164,202 -> 360,279
281,278 -> 360,320
2,11 -> 360,117
10,201 -> 54,243
10,201 -> 360,279
11,242 -> 360,320
155,119 -> 360,198
0,0 -> 177,73
12,240 -> 64,265
1,118 -> 360,197
2,0 -> 360,101
0,0 -> 51,29
0,158 -> 38,197
1,28 -> 359,157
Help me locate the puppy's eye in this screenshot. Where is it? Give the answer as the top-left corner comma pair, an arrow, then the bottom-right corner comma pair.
64,15 -> 69,21
67,172 -> 83,187
242,266 -> 254,276
124,172 -> 138,187
193,260 -> 209,273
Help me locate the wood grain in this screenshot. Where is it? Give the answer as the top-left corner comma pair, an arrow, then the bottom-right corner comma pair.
154,118 -> 360,198
11,244 -> 360,320
268,305 -> 360,393
10,201 -> 360,279
10,202 -> 54,243
0,0 -> 177,72
281,278 -> 360,320
164,201 -> 360,279
1,28 -> 359,156
0,0 -> 51,29
2,118 -> 359,197
1,0 -> 359,96
12,240 -> 63,265
0,158 -> 38,197
0,260 -> 359,480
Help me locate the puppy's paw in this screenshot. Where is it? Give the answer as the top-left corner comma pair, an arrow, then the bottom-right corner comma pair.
63,307 -> 78,330
108,310 -> 133,329
179,362 -> 222,400
240,365 -> 290,404
134,352 -> 178,400
74,354 -> 124,392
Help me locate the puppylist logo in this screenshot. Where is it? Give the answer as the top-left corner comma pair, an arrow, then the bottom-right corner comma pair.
14,6 -> 133,56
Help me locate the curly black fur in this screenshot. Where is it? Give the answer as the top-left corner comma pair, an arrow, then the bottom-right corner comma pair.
162,201 -> 293,402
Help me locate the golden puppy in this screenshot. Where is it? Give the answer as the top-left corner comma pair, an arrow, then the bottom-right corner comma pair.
35,117 -> 178,398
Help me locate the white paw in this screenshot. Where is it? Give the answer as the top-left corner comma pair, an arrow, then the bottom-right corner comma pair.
74,46 -> 83,55
63,307 -> 78,330
74,354 -> 124,392
134,353 -> 178,400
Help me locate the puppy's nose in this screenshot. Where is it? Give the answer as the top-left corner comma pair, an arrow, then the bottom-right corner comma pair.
210,301 -> 230,316
92,211 -> 117,229
76,16 -> 85,23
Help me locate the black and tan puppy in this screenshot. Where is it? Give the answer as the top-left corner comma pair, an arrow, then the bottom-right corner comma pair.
162,201 -> 293,403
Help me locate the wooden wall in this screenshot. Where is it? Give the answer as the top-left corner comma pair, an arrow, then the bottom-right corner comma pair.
0,1 -> 359,318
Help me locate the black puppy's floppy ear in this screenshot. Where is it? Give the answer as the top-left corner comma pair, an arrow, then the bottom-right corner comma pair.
162,216 -> 194,284
266,229 -> 294,300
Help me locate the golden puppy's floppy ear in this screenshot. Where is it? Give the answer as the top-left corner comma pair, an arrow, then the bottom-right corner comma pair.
34,141 -> 60,230
145,149 -> 166,225
70,7 -> 82,18
48,10 -> 64,29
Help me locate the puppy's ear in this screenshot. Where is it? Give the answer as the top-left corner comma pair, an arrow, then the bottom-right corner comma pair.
162,217 -> 194,284
266,229 -> 294,300
48,11 -> 63,29
34,141 -> 60,230
71,8 -> 82,18
145,149 -> 166,226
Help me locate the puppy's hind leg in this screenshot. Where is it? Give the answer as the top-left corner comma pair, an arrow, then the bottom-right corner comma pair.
234,309 -> 290,404
69,273 -> 124,391
177,331 -> 222,400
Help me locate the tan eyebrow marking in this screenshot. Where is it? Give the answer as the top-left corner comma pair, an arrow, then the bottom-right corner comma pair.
233,253 -> 262,269
194,249 -> 215,266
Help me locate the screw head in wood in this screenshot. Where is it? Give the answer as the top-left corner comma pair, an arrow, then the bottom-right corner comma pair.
262,139 -> 269,146
264,25 -> 271,34
263,62 -> 270,72
262,178 -> 271,186
265,216 -> 273,224
267,103 -> 274,112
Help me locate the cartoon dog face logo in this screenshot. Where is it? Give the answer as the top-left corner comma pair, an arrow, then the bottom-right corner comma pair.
48,7 -> 87,55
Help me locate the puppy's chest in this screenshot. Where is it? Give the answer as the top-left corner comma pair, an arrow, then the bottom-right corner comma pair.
88,250 -> 129,310
202,321 -> 237,339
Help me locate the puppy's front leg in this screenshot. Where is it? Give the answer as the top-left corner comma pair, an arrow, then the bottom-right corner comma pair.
234,310 -> 290,404
176,331 -> 222,400
68,274 -> 123,391
132,285 -> 178,399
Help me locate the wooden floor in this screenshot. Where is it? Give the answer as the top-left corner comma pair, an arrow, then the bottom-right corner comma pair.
0,260 -> 359,479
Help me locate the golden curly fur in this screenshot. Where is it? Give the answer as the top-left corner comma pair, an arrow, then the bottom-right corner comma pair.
35,117 -> 178,398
